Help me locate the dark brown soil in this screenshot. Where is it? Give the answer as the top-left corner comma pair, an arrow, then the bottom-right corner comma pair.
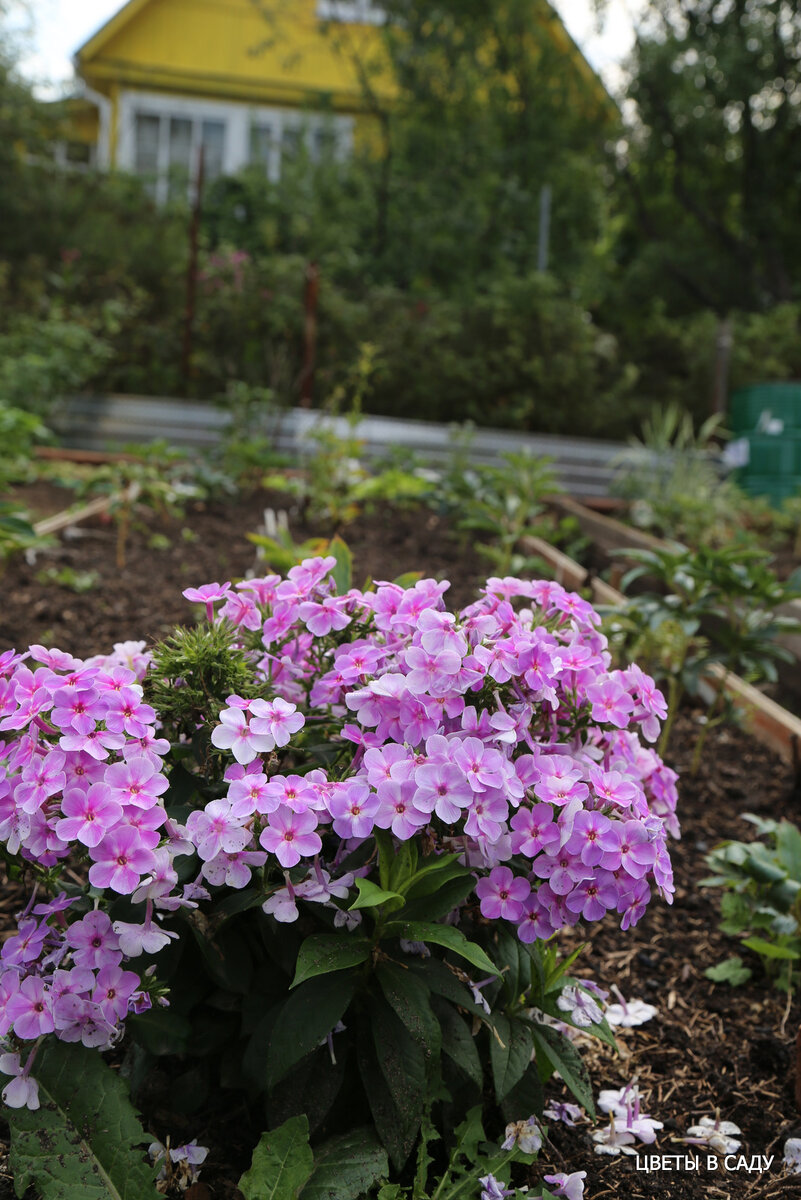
0,490 -> 486,658
1,494 -> 801,1198
539,712 -> 801,1199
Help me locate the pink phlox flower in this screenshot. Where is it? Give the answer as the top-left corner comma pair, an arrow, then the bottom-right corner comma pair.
0,1052 -> 40,1110
589,766 -> 640,810
52,992 -> 116,1047
122,803 -> 167,849
259,805 -> 322,868
1,918 -> 49,967
16,749 -> 67,814
249,697 -> 304,747
65,910 -> 121,970
565,809 -> 614,866
543,1172 -> 587,1200
32,891 -> 73,918
363,742 -> 414,788
390,579 -> 449,630
531,847 -> 592,897
488,710 -> 518,745
286,555 -> 337,592
298,595 -> 351,637
51,686 -> 102,735
452,736 -> 504,792
220,592 -> 262,631
533,756 -> 589,807
88,826 -> 157,894
211,705 -> 275,763
236,575 -> 281,605
262,885 -> 299,923
417,608 -> 468,657
29,645 -> 77,672
374,780 -> 430,840
183,581 -> 233,622
227,770 -> 272,814
600,820 -> 656,878
201,848 -> 266,889
56,783 -> 123,848
475,865 -> 530,921
328,780 -> 379,839
586,679 -> 635,728
473,638 -> 519,684
6,975 -> 55,1039
413,759 -> 473,823
404,645 -> 462,696
543,1103 -> 584,1129
92,963 -> 140,1022
185,800 -> 252,861
565,872 -> 619,922
103,688 -> 156,738
59,726 -> 124,761
464,790 -> 509,841
258,774 -> 318,816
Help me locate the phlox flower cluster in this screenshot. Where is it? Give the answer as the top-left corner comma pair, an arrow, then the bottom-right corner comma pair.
185,561 -> 677,943
0,560 -> 679,1110
0,642 -> 199,1102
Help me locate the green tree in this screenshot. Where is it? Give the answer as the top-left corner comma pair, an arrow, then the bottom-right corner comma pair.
616,0 -> 801,315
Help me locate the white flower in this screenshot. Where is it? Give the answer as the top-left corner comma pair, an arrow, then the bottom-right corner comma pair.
604,997 -> 657,1027
502,1117 -> 543,1155
682,1116 -> 742,1156
783,1137 -> 801,1173
592,1116 -> 638,1156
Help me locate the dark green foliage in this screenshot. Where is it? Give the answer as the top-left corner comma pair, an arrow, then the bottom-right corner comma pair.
703,814 -> 801,991
2,1042 -> 160,1200
146,622 -> 260,747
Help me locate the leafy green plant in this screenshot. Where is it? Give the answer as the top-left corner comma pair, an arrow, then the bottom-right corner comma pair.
35,565 -> 100,593
437,452 -> 564,578
606,541 -> 801,761
612,404 -> 753,549
702,814 -> 801,992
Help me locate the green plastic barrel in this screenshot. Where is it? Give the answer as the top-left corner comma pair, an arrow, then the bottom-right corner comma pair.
730,383 -> 801,504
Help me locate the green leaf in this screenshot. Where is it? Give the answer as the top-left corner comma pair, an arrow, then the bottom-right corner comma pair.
348,878 -> 406,911
530,1024 -> 595,1117
489,1014 -> 533,1101
384,921 -> 497,977
127,1008 -> 192,1057
376,962 -> 440,1058
291,935 -> 371,988
434,998 -> 483,1090
398,875 -> 475,923
776,821 -> 801,880
267,972 -> 357,1087
387,839 -> 419,893
741,936 -> 801,960
299,1129 -> 388,1200
705,957 -> 752,985
4,1041 -> 160,1200
501,1061 -> 545,1125
328,536 -> 353,595
364,995 -> 427,1169
239,1115 -> 315,1200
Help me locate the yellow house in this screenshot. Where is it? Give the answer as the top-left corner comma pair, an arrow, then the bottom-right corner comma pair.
73,0 -> 608,200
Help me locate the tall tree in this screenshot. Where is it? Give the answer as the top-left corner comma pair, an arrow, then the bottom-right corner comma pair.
618,0 -> 801,314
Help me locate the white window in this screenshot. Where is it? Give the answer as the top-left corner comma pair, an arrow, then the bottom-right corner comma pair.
316,0 -> 386,25
131,105 -> 229,202
248,114 -> 351,180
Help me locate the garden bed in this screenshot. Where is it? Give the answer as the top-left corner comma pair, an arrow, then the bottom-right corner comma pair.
2,491 -> 801,1199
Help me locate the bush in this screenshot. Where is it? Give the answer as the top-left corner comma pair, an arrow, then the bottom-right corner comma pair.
0,559 -> 678,1192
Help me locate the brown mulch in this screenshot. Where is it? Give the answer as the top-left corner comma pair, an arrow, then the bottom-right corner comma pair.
1,491 -> 801,1196
538,712 -> 801,1199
